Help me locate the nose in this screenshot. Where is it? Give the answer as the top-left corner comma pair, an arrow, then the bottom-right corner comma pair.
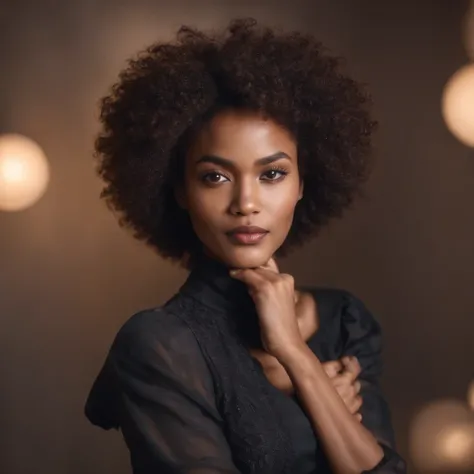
228,178 -> 261,216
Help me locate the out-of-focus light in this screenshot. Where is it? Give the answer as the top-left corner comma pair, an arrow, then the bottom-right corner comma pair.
0,134 -> 50,211
468,381 -> 474,411
436,424 -> 474,465
410,399 -> 474,471
463,0 -> 474,60
442,64 -> 474,148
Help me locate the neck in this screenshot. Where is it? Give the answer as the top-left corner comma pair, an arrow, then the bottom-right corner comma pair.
178,251 -> 262,345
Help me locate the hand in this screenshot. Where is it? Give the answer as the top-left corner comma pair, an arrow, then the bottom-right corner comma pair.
322,355 -> 363,421
230,258 -> 304,360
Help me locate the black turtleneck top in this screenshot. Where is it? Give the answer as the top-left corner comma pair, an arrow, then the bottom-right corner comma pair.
85,256 -> 406,474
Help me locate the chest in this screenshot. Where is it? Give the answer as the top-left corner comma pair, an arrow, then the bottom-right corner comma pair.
205,322 -> 342,472
174,290 -> 344,473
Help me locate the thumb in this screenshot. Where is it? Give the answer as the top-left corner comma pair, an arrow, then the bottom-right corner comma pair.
229,268 -> 261,289
260,257 -> 279,273
321,360 -> 343,378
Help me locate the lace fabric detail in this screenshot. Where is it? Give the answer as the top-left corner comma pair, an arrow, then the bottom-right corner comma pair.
166,294 -> 294,474
85,253 -> 406,473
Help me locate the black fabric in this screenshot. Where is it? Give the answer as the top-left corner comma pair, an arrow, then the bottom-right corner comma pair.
85,255 -> 407,473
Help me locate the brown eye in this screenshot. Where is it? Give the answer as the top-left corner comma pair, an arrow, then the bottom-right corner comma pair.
261,169 -> 287,181
202,172 -> 229,184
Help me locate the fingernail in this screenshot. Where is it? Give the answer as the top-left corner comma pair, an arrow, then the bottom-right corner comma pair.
229,269 -> 241,276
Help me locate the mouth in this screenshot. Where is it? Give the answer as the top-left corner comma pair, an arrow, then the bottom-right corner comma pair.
226,226 -> 269,245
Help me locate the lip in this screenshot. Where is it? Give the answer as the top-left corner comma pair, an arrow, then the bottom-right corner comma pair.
226,226 -> 269,245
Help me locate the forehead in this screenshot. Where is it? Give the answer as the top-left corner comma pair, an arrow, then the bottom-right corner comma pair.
189,109 -> 296,159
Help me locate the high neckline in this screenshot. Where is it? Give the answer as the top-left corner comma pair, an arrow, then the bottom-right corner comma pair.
179,253 -> 257,315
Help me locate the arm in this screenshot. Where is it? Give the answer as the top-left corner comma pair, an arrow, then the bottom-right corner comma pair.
229,263 -> 406,474
280,292 -> 406,474
281,344 -> 384,474
338,292 -> 406,473
109,311 -> 241,474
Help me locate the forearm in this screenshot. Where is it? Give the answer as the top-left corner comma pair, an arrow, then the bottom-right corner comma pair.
279,344 -> 384,474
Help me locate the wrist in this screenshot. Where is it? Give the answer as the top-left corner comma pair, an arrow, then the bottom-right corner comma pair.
275,341 -> 315,369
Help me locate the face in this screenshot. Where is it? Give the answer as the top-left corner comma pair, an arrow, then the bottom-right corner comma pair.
177,109 -> 303,269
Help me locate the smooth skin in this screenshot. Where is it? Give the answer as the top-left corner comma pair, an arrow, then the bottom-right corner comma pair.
179,108 -> 302,270
177,109 -> 382,473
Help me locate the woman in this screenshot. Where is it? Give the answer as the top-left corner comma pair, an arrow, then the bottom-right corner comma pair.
85,18 -> 406,474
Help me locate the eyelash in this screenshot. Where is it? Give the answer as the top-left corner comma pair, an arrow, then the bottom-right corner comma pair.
261,166 -> 289,182
201,166 -> 289,185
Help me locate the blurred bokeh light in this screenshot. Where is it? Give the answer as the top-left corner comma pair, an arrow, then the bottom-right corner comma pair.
436,423 -> 474,466
442,64 -> 474,148
409,399 -> 474,471
0,133 -> 50,211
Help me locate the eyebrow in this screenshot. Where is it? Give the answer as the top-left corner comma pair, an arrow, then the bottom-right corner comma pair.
195,151 -> 291,168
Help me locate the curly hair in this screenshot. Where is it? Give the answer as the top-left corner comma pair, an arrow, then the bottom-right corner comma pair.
95,18 -> 376,266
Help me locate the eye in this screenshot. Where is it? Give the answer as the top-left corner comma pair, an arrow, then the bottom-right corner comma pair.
202,172 -> 229,184
261,168 -> 288,182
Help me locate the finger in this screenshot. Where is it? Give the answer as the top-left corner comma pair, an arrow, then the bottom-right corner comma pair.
333,369 -> 357,387
334,380 -> 357,401
322,360 -> 343,378
231,266 -> 280,283
333,376 -> 361,402
344,394 -> 363,413
349,395 -> 363,414
229,268 -> 268,289
340,364 -> 359,384
251,267 -> 283,282
341,355 -> 361,377
341,393 -> 361,414
349,356 -> 361,375
294,289 -> 302,305
260,257 -> 279,273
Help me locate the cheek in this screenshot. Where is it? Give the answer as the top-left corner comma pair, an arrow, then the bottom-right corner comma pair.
262,183 -> 300,221
185,186 -> 226,231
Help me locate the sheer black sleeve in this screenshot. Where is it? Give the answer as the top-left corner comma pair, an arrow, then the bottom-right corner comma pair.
340,292 -> 407,474
109,310 -> 241,474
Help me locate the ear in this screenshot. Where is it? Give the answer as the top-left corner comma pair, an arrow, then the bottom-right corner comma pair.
174,185 -> 187,210
298,180 -> 304,201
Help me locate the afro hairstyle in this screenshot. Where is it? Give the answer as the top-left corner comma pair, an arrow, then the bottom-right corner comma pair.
95,18 -> 377,266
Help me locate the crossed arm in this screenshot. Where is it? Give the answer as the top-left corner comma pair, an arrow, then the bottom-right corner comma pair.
98,292 -> 405,474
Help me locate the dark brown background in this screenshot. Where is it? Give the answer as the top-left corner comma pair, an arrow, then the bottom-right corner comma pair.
1,1 -> 473,473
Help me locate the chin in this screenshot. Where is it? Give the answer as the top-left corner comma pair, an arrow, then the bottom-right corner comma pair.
219,246 -> 275,269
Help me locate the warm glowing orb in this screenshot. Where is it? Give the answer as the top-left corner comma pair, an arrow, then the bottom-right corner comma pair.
0,134 -> 50,211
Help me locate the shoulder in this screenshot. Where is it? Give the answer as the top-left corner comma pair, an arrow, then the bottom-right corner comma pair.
308,287 -> 352,311
110,305 -> 203,367
303,286 -> 382,338
301,286 -> 373,319
308,288 -> 384,376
